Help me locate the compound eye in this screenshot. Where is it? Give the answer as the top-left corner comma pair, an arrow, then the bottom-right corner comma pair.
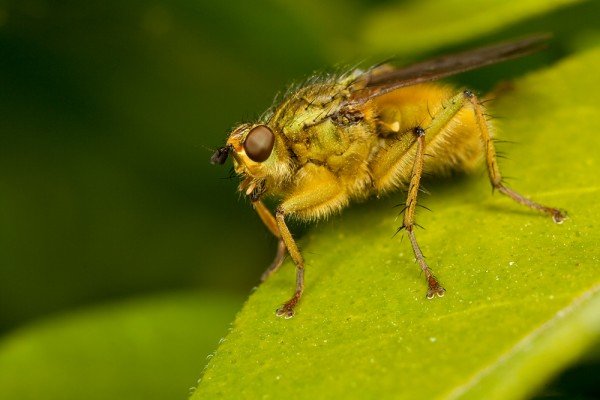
243,125 -> 275,162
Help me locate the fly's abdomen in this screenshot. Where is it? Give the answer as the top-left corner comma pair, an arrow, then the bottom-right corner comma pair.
369,84 -> 484,192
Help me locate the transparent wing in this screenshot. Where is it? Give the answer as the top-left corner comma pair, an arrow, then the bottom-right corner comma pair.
348,34 -> 551,105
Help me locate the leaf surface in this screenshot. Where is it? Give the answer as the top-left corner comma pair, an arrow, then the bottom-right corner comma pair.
192,47 -> 600,400
0,292 -> 242,400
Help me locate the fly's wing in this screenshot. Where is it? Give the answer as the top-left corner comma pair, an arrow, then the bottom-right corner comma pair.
347,34 -> 551,105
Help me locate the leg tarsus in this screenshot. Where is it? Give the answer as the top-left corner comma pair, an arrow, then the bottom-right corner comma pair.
407,229 -> 445,299
496,184 -> 567,224
275,265 -> 304,319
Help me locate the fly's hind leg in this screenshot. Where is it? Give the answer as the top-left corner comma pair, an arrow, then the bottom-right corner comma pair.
400,127 -> 445,298
252,200 -> 287,281
464,90 -> 567,223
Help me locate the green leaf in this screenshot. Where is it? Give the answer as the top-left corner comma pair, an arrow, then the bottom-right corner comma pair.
191,47 -> 600,399
359,0 -> 582,57
0,292 -> 243,400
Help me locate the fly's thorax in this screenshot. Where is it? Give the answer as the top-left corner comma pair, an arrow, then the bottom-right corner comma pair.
226,124 -> 294,196
286,119 -> 347,163
273,84 -> 346,132
273,83 -> 378,166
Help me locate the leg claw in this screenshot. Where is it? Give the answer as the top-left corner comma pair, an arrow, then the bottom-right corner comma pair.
275,305 -> 295,319
426,284 -> 446,299
552,209 -> 568,224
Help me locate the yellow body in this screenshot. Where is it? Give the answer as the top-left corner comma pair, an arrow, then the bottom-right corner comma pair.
216,38 -> 566,318
229,82 -> 484,221
370,84 -> 483,189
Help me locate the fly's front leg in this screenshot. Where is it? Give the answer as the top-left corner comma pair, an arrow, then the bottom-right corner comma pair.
274,207 -> 305,318
274,164 -> 348,318
252,200 -> 287,281
464,90 -> 567,223
401,127 -> 445,298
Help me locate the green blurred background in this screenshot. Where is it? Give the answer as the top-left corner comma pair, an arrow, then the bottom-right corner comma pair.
0,0 -> 598,399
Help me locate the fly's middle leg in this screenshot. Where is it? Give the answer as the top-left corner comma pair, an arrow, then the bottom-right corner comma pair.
394,91 -> 473,298
401,127 -> 446,298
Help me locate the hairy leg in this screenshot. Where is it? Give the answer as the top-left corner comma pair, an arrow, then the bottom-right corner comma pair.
464,90 -> 566,223
400,127 -> 446,298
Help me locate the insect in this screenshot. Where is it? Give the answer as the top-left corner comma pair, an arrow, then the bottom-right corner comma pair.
211,35 -> 566,318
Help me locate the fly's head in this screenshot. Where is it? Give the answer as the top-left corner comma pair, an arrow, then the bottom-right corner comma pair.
211,123 -> 293,201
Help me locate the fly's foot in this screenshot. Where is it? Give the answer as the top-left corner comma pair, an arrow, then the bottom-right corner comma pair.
275,302 -> 296,319
426,276 -> 445,299
551,208 -> 568,224
275,294 -> 301,319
